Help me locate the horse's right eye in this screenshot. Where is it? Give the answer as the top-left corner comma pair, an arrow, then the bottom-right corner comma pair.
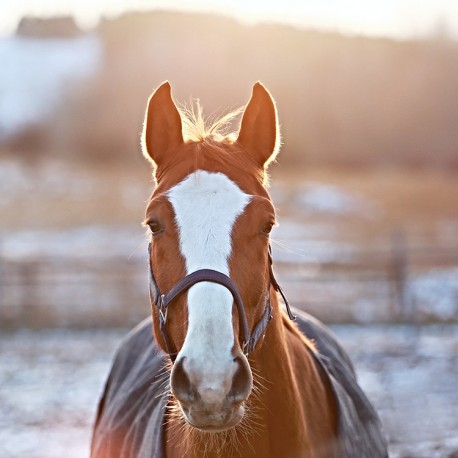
148,221 -> 163,235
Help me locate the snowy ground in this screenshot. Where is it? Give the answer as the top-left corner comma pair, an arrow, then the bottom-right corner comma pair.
1,324 -> 457,458
1,160 -> 457,455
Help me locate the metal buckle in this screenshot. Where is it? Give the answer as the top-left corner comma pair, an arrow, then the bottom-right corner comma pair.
158,294 -> 168,324
243,338 -> 255,356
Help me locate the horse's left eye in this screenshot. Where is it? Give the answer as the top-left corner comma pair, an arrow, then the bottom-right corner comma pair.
261,221 -> 274,235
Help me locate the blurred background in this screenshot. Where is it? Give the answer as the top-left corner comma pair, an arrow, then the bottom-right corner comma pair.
1,1 -> 457,457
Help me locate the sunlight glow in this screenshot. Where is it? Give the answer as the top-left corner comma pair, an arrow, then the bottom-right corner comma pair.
1,0 -> 458,39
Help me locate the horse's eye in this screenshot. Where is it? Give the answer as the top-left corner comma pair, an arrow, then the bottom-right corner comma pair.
148,221 -> 163,235
261,221 -> 274,235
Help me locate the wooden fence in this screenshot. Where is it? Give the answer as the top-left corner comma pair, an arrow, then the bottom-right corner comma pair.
1,236 -> 457,327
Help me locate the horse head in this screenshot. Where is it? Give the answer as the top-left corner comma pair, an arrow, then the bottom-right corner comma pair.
142,82 -> 281,432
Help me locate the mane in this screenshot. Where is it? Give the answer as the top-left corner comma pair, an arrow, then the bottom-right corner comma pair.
179,101 -> 243,143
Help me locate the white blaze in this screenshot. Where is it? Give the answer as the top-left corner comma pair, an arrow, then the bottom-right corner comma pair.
167,170 -> 251,397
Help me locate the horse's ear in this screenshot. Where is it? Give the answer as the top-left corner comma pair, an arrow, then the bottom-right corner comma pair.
237,82 -> 280,168
142,81 -> 183,166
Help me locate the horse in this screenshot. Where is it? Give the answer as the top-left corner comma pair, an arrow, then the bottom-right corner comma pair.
91,82 -> 388,458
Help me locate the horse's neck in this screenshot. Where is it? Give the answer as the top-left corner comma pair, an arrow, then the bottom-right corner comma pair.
164,295 -> 337,458
245,302 -> 338,457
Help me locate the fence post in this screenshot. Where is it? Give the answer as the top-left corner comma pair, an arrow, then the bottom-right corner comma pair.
0,239 -> 3,322
391,230 -> 409,321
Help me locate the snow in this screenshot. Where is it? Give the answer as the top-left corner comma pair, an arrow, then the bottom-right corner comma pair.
0,160 -> 31,204
293,182 -> 380,218
409,268 -> 458,321
0,325 -> 457,458
0,328 -> 124,458
0,35 -> 101,136
333,324 -> 458,458
0,160 -> 98,205
0,225 -> 146,261
0,160 -> 457,455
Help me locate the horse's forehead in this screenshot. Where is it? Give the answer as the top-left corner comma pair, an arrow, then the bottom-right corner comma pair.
165,170 -> 252,273
152,167 -> 273,229
166,170 -> 252,226
167,170 -> 251,200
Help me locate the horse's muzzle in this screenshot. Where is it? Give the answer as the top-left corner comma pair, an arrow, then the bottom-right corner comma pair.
180,400 -> 246,432
170,353 -> 252,432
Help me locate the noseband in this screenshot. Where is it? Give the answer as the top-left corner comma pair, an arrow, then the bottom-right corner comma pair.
148,243 -> 295,362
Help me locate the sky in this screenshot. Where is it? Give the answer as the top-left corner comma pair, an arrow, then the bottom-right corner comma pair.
1,0 -> 458,39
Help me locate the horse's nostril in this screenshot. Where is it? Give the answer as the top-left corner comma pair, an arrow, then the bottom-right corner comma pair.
230,354 -> 253,403
170,357 -> 194,404
171,354 -> 252,410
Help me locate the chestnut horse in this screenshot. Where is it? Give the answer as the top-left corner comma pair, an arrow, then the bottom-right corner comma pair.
91,82 -> 388,457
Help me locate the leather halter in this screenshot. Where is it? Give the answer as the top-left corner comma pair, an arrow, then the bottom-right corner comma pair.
148,243 -> 295,362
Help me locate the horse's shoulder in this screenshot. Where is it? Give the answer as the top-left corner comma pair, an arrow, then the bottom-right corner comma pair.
293,310 -> 388,458
91,318 -> 167,458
